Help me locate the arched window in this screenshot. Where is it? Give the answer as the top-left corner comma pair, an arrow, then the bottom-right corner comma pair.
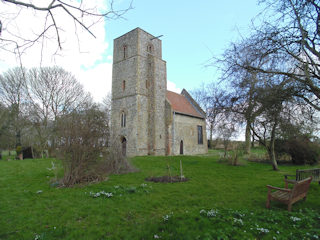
121,112 -> 126,127
147,44 -> 153,53
122,80 -> 126,91
180,140 -> 183,155
197,125 -> 203,144
123,45 -> 127,59
121,137 -> 127,156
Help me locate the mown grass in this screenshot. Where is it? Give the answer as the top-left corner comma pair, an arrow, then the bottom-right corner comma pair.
0,151 -> 319,239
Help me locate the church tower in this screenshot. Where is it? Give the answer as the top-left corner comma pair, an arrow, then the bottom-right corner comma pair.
111,28 -> 167,157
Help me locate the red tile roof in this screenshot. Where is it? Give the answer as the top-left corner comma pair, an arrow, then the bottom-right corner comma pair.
166,90 -> 204,118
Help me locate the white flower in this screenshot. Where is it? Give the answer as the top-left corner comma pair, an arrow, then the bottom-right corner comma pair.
141,183 -> 147,187
233,218 -> 244,225
154,234 -> 161,239
314,235 -> 319,239
207,209 -> 218,217
114,186 -> 119,189
290,216 -> 301,222
90,191 -> 113,198
105,192 -> 113,198
257,228 -> 269,233
36,190 -> 42,194
34,234 -> 41,240
163,212 -> 173,222
163,215 -> 170,221
199,209 -> 206,214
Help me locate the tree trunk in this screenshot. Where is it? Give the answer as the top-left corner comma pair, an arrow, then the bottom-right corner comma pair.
251,130 -> 255,148
209,123 -> 213,149
245,121 -> 251,154
15,129 -> 21,147
269,120 -> 279,171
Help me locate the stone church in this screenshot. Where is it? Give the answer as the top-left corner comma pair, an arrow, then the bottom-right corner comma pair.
111,28 -> 207,157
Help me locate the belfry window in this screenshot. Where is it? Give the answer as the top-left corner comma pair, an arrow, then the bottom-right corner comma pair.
147,44 -> 153,53
123,45 -> 127,59
121,112 -> 126,127
197,125 -> 203,144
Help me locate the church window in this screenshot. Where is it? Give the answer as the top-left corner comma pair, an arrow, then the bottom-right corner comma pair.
146,80 -> 149,89
123,45 -> 127,59
121,112 -> 126,127
197,125 -> 203,144
147,44 -> 153,53
122,80 -> 126,91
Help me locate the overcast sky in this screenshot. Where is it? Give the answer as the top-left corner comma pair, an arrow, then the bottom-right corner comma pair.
0,0 -> 264,102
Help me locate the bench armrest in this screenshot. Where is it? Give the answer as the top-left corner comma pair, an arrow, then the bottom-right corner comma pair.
266,185 -> 291,192
284,174 -> 295,179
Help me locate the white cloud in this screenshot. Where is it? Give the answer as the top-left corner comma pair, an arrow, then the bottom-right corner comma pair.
0,0 -> 111,102
167,80 -> 181,93
76,62 -> 112,103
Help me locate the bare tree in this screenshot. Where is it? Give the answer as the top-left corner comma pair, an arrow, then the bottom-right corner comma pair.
56,103 -> 132,186
100,93 -> 112,146
0,67 -> 28,148
236,0 -> 320,111
0,103 -> 15,150
214,40 -> 270,154
27,66 -> 91,155
0,0 -> 132,59
191,83 -> 228,148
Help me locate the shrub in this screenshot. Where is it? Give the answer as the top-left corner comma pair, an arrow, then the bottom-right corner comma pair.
287,137 -> 319,165
275,137 -> 320,165
56,104 -> 134,187
274,139 -> 288,157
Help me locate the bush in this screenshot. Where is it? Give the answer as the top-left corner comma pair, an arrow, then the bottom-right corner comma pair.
56,105 -> 134,187
275,137 -> 320,165
287,137 -> 319,165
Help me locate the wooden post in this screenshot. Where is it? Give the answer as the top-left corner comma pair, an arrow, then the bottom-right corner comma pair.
180,160 -> 185,180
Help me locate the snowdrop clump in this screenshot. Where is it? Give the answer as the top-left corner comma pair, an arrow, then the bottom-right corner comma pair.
34,234 -> 40,240
163,212 -> 173,222
90,191 -> 113,198
290,216 -> 301,222
257,227 -> 270,233
207,209 -> 219,217
233,218 -> 244,225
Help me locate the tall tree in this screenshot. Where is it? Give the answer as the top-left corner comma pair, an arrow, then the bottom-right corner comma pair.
0,67 -> 28,147
239,0 -> 320,111
191,83 -> 228,148
27,66 -> 91,155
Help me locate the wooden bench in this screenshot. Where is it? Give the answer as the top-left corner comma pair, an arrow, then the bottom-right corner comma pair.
285,168 -> 320,185
266,177 -> 312,211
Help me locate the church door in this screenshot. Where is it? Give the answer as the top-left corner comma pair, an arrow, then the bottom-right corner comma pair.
180,140 -> 183,155
122,137 -> 127,156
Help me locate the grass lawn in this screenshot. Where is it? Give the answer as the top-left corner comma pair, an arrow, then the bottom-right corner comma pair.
0,152 -> 319,239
